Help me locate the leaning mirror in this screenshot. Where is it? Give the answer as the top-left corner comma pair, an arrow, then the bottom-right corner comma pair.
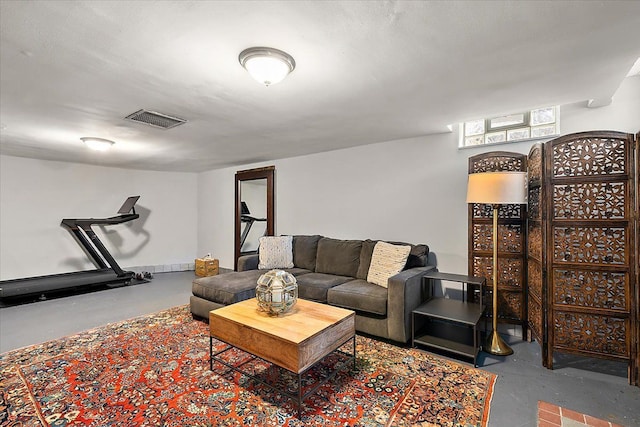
234,166 -> 275,270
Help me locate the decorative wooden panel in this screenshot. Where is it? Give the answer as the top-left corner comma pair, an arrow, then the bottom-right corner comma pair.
636,132 -> 640,387
544,131 -> 637,385
636,132 -> 639,387
527,143 -> 546,364
472,256 -> 524,288
468,152 -> 528,337
553,312 -> 627,356
552,269 -> 627,311
552,226 -> 626,264
472,223 -> 524,252
553,182 -> 627,219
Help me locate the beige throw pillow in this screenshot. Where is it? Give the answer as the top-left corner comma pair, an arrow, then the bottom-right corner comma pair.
258,236 -> 294,269
367,241 -> 411,288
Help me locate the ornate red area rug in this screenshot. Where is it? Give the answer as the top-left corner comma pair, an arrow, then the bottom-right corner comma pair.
0,305 -> 495,426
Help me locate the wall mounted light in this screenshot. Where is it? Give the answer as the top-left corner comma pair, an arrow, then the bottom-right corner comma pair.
239,47 -> 295,86
81,137 -> 115,151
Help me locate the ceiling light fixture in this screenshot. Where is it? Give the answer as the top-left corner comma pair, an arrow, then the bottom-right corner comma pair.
81,137 -> 115,151
239,47 -> 295,86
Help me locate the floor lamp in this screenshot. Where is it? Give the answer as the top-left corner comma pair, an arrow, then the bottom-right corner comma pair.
466,171 -> 528,356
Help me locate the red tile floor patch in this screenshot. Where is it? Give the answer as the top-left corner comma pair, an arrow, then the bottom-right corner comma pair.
538,401 -> 624,427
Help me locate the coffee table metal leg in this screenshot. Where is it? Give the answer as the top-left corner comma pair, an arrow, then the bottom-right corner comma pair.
353,335 -> 356,369
209,334 -> 356,418
298,373 -> 302,418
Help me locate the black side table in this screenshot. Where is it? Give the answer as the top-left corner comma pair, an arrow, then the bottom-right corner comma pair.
412,271 -> 486,367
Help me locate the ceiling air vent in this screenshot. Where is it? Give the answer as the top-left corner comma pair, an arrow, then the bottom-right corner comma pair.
124,109 -> 187,129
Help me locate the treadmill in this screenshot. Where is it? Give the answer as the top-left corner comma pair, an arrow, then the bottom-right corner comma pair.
0,196 -> 142,299
239,201 -> 267,251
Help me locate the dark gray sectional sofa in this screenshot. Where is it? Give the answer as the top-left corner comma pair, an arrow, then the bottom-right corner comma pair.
190,235 -> 435,343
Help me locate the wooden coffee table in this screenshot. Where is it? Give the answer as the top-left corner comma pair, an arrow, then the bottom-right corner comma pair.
209,298 -> 356,416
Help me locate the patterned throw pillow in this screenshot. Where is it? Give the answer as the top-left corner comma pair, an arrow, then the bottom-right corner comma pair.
258,236 -> 294,269
367,241 -> 411,288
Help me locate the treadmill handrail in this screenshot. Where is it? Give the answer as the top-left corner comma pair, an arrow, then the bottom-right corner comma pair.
61,213 -> 139,228
240,215 -> 267,222
60,202 -> 141,278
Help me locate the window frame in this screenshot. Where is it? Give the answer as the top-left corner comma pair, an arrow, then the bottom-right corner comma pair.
486,112 -> 530,132
459,106 -> 560,149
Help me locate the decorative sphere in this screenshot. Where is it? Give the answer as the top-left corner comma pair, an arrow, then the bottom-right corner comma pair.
255,269 -> 298,315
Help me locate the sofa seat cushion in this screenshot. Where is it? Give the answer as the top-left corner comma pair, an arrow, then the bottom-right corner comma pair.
192,270 -> 263,305
327,279 -> 388,316
296,273 -> 353,303
280,267 -> 313,277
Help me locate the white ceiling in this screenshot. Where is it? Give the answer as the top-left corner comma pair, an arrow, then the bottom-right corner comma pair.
1,1 -> 639,172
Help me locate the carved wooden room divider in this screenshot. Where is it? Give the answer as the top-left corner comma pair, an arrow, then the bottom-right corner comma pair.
468,152 -> 528,338
637,131 -> 640,386
528,131 -> 638,385
526,143 -> 547,363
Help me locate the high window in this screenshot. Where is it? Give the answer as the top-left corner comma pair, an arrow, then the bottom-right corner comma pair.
460,106 -> 560,147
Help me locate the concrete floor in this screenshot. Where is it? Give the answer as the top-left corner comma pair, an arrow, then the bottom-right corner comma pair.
1,271 -> 638,427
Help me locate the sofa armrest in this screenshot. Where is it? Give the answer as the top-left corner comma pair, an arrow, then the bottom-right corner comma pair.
386,265 -> 437,343
237,254 -> 259,271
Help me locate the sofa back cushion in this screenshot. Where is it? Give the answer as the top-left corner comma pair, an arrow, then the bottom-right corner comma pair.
367,241 -> 412,288
258,236 -> 294,269
315,237 -> 362,278
357,240 -> 430,280
387,241 -> 430,269
356,239 -> 377,280
292,235 -> 323,271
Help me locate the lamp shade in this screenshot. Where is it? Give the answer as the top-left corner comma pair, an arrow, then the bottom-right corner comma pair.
466,171 -> 527,205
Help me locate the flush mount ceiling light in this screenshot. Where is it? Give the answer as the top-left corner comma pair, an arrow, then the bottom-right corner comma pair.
239,47 -> 295,86
81,137 -> 115,151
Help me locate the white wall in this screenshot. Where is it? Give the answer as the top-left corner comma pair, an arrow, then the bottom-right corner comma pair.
0,156 -> 198,280
197,167 -> 234,263
3,77 -> 636,279
198,76 -> 640,273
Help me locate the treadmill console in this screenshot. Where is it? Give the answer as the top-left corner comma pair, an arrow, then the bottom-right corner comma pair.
117,196 -> 140,214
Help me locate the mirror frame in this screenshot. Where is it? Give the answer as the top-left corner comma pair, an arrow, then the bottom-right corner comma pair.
234,166 -> 275,270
